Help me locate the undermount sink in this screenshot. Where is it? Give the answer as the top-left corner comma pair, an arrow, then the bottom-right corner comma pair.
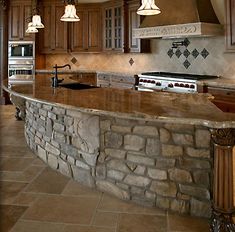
59,82 -> 98,90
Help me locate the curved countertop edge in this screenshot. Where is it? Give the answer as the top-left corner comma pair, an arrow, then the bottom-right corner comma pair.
3,83 -> 235,129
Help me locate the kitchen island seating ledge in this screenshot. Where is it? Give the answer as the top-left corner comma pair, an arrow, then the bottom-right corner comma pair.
2,74 -> 235,231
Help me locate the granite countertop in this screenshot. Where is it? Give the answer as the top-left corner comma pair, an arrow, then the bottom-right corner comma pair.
3,74 -> 235,129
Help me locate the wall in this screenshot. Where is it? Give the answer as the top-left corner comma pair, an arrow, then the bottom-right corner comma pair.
46,36 -> 235,79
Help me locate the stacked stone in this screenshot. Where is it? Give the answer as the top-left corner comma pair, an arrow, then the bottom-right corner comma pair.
25,101 -> 212,218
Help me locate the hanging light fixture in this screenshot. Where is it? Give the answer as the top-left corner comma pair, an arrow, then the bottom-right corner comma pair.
60,0 -> 80,22
26,0 -> 44,33
31,15 -> 44,28
26,22 -> 39,33
137,0 -> 161,16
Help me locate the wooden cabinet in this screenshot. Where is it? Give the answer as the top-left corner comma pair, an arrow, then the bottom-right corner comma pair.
127,0 -> 150,53
70,6 -> 102,52
9,0 -> 34,41
226,0 -> 235,51
39,2 -> 102,54
103,0 -> 124,52
39,2 -> 68,53
206,86 -> 235,113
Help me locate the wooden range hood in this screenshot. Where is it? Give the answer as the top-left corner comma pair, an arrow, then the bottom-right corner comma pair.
133,0 -> 223,39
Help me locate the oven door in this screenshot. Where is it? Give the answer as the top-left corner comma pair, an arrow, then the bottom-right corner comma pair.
8,41 -> 34,59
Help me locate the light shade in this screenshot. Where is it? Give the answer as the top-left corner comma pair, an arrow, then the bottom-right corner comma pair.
32,15 -> 44,28
137,0 -> 161,16
60,4 -> 80,22
26,22 -> 38,33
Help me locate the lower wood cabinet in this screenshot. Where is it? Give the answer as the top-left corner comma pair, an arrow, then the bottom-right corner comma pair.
206,86 -> 235,113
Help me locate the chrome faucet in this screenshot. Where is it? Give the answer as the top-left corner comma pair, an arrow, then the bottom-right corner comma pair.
51,64 -> 71,87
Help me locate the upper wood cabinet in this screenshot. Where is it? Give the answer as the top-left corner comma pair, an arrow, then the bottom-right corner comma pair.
39,2 -> 102,54
127,0 -> 150,53
226,0 -> 235,51
39,2 -> 68,53
103,0 -> 124,52
9,0 -> 35,41
70,6 -> 102,52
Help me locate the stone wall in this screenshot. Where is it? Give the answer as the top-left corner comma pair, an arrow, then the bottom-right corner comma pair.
25,100 -> 213,218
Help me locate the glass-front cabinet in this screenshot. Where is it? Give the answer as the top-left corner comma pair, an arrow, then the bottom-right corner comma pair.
103,1 -> 123,52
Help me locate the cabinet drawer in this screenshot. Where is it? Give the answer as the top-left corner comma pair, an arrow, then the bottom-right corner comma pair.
97,74 -> 111,82
111,75 -> 135,84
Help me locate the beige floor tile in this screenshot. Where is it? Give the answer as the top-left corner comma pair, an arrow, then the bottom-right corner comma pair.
92,211 -> 118,227
98,194 -> 153,214
0,181 -> 28,204
24,167 -> 69,194
0,136 -> 28,147
0,145 -> 34,158
0,165 -> 44,182
0,157 -> 35,171
13,192 -> 39,206
63,225 -> 116,232
117,214 -> 167,232
168,213 -> 210,232
11,220 -> 65,232
32,158 -> 47,166
62,180 -> 102,198
22,195 -> 99,224
0,204 -> 28,232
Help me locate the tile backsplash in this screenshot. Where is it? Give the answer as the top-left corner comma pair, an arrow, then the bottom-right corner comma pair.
45,36 -> 235,79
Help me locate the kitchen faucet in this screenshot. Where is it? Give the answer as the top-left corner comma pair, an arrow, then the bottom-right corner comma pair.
51,64 -> 71,87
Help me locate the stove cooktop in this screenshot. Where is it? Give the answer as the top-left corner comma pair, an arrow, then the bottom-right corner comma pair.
140,72 -> 219,81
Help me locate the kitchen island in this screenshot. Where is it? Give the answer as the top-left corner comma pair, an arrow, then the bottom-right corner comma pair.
3,74 -> 235,229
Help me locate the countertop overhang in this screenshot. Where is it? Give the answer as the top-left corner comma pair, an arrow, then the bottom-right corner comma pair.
3,74 -> 235,129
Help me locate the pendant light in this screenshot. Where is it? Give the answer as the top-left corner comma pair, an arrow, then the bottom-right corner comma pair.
137,0 -> 161,16
60,0 -> 80,22
26,22 -> 39,33
31,15 -> 44,28
26,0 -> 44,33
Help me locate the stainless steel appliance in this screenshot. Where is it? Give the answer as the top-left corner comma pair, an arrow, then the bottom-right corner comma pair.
8,41 -> 35,86
137,72 -> 219,93
8,41 -> 35,59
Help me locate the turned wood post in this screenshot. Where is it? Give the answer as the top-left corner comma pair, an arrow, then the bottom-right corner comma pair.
210,128 -> 235,232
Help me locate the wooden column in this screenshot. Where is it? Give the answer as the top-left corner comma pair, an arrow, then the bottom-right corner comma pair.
210,128 -> 235,232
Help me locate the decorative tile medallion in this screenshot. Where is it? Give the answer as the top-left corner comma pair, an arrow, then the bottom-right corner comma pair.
192,49 -> 200,59
183,60 -> 191,69
71,57 -> 77,64
175,49 -> 182,58
201,49 -> 209,59
183,49 -> 190,58
129,58 -> 134,66
167,49 -> 174,58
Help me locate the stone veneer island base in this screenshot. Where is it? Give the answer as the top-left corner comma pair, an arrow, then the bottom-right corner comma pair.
25,100 -> 212,218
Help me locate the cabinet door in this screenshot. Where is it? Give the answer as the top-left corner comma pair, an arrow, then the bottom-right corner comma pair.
103,2 -> 123,52
87,9 -> 102,52
226,0 -> 235,51
53,5 -> 68,52
39,4 -> 52,53
70,10 -> 87,52
9,4 -> 21,40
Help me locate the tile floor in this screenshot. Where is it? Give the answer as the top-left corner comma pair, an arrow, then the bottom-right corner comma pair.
0,105 -> 210,232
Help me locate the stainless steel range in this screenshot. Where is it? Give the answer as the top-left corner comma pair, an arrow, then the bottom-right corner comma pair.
137,72 -> 219,93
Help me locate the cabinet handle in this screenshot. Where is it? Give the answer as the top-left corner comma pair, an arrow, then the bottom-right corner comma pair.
226,92 -> 231,95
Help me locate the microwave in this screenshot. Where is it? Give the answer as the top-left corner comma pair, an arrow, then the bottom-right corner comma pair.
8,41 -> 35,59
